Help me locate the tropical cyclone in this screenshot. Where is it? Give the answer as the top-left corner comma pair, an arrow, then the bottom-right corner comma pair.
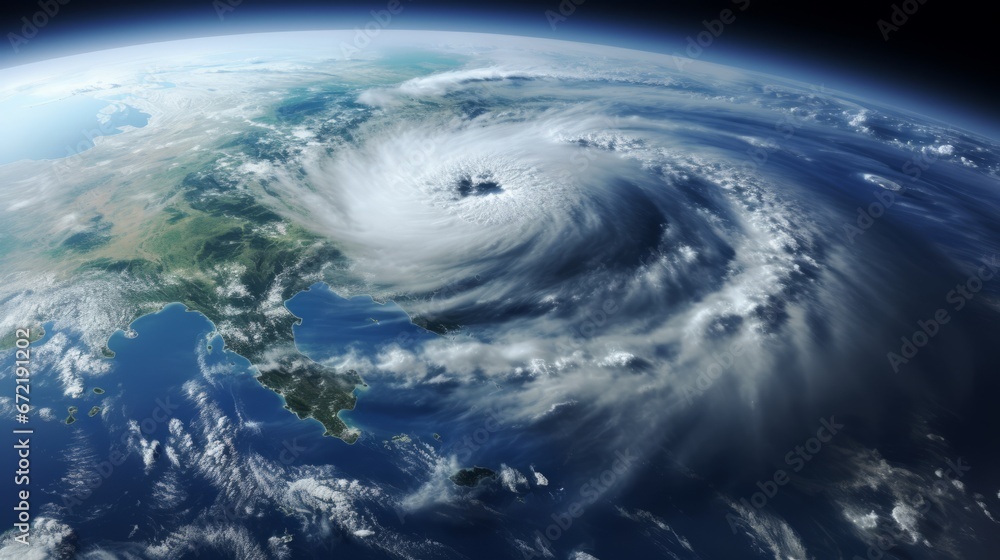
0,31 -> 998,559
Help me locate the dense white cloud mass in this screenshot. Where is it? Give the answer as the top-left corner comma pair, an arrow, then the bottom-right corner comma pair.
1,30 -> 999,559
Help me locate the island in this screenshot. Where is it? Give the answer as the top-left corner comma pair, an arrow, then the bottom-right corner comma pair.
450,466 -> 497,487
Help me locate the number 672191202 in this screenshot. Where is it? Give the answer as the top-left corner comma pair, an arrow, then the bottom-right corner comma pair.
14,328 -> 31,417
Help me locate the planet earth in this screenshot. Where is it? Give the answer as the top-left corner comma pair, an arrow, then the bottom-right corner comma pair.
1,30 -> 999,559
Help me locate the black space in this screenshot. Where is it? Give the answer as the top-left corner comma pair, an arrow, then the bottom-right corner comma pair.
0,0 -> 995,127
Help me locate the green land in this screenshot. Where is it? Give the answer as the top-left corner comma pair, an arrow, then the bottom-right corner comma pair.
5,97 -> 393,442
450,466 -> 497,487
49,159 -> 364,441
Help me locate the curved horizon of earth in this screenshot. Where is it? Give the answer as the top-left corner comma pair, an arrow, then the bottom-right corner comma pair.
1,29 -> 999,560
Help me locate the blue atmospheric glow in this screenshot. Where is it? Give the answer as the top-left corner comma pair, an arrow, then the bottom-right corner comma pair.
2,7 -> 994,139
0,25 -> 997,559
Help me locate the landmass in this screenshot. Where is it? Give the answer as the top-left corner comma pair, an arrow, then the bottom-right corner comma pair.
8,125 -> 373,442
74,167 -> 364,441
0,324 -> 45,351
92,387 -> 105,394
450,466 -> 497,487
88,406 -> 101,417
257,353 -> 362,443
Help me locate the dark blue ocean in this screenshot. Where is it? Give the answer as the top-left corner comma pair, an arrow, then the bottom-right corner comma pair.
8,278 -> 998,559
5,284 -> 674,558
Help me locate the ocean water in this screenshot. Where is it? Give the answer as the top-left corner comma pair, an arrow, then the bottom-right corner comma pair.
0,94 -> 151,164
3,286 -> 572,557
7,282 -> 926,558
